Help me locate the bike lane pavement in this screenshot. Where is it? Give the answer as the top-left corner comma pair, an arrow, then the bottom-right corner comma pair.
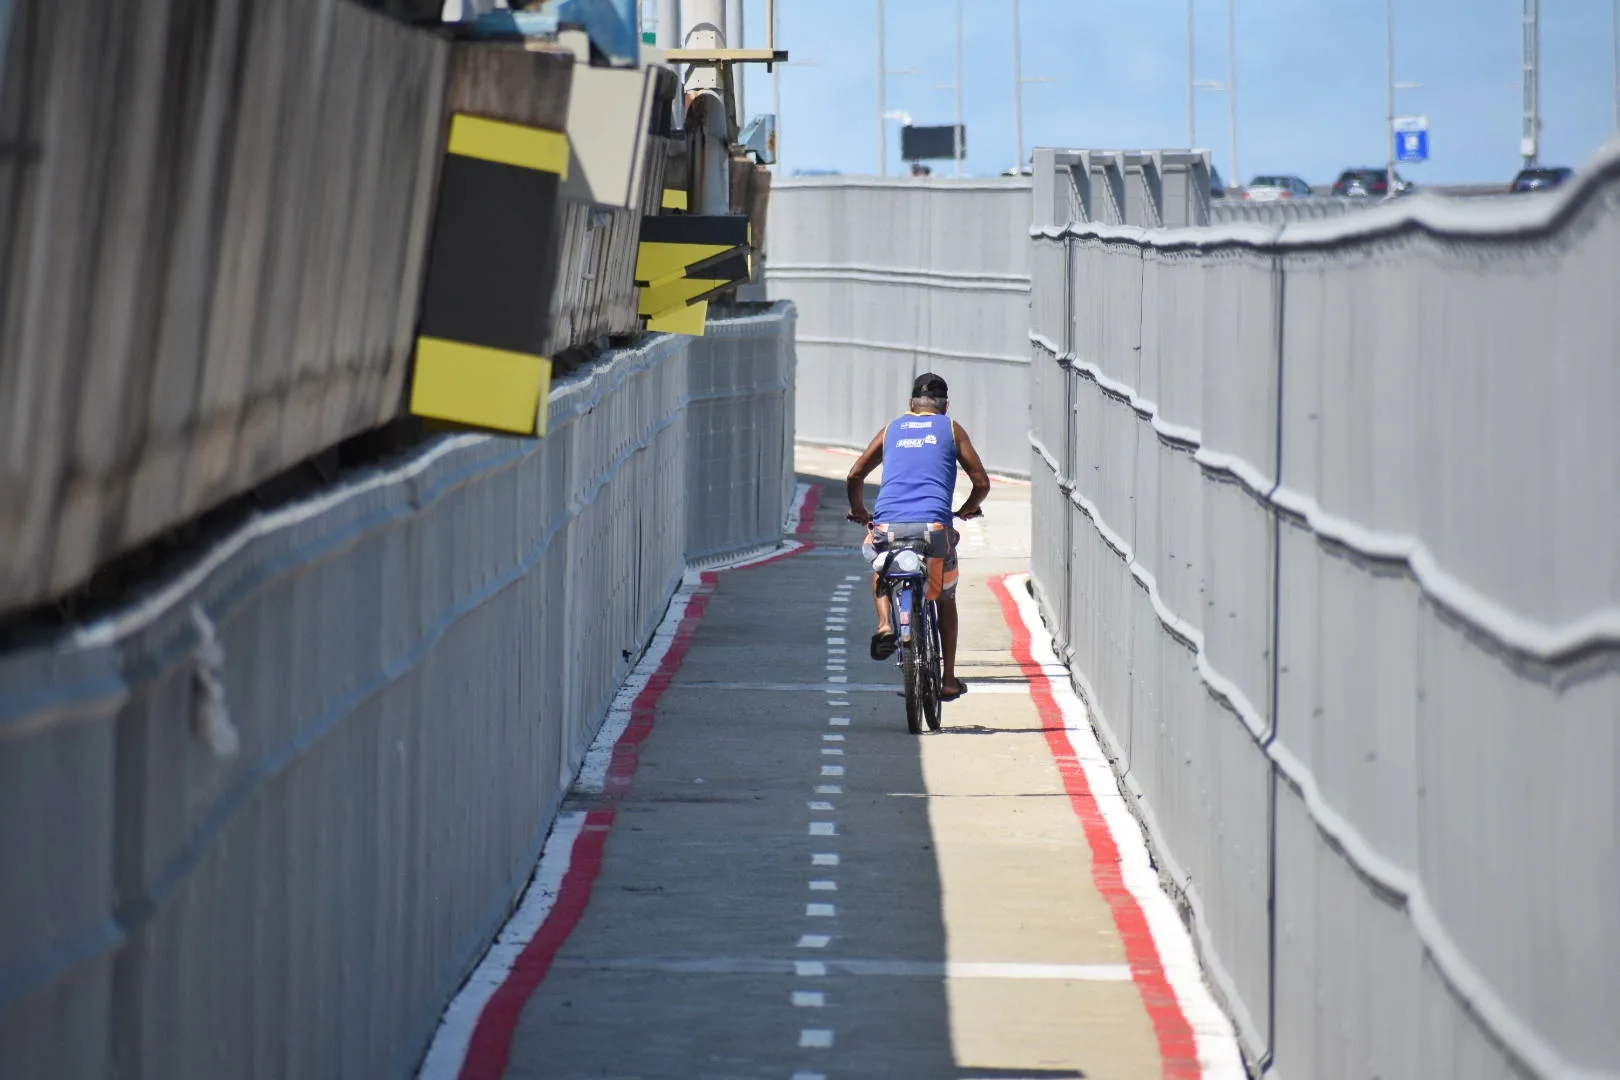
419,446 -> 1243,1080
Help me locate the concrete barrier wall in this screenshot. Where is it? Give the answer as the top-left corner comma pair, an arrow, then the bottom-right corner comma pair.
0,0 -> 450,613
766,178 -> 1032,476
0,1 -> 665,616
1029,144 -> 1620,1078
0,304 -> 797,1080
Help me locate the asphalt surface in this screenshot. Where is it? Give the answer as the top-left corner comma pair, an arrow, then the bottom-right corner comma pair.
499,447 -> 1168,1080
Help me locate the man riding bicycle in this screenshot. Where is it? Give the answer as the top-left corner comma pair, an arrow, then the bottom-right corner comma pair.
845,373 -> 992,701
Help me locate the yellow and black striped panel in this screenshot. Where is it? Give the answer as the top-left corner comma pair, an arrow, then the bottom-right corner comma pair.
634,214 -> 751,286
646,300 -> 708,336
410,338 -> 554,437
411,113 -> 568,436
661,188 -> 688,211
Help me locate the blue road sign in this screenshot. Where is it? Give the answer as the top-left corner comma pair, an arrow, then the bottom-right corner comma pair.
1394,117 -> 1430,163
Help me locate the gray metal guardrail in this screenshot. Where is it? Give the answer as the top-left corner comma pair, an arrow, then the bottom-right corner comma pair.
0,303 -> 796,1080
1029,138 -> 1620,1078
766,176 -> 1034,476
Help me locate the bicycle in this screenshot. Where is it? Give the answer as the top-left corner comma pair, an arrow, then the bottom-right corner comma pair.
869,534 -> 944,735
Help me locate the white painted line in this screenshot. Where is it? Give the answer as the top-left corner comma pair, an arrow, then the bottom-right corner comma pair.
797,936 -> 831,950
827,647 -> 846,655
1006,574 -> 1247,1079
808,801 -> 835,811
809,880 -> 837,891
416,811 -> 586,1080
821,748 -> 844,756
844,575 -> 863,581
826,636 -> 846,645
828,606 -> 848,613
815,785 -> 842,795
812,853 -> 840,866
550,956 -> 1136,980
809,822 -> 836,836
826,677 -> 848,684
828,719 -> 850,729
823,734 -> 845,742
806,904 -> 836,918
792,991 -> 827,1007
799,1029 -> 834,1049
792,1072 -> 827,1080
821,766 -> 844,776
783,482 -> 814,534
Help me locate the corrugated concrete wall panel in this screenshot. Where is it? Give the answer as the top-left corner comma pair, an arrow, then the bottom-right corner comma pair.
0,0 -> 450,613
1031,142 -> 1620,1075
768,179 -> 1032,475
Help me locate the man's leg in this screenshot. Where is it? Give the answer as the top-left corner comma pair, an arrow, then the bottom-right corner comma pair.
872,573 -> 892,634
939,593 -> 961,694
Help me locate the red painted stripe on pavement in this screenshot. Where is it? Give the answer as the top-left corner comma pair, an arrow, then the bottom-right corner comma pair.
460,808 -> 614,1080
795,484 -> 821,535
987,574 -> 1203,1080
457,485 -> 823,1078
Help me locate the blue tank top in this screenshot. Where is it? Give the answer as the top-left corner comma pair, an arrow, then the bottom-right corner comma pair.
874,413 -> 957,525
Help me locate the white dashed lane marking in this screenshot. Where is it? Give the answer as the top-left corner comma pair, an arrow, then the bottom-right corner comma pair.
809,881 -> 837,891
793,992 -> 827,1007
797,935 -> 830,949
809,822 -> 836,836
797,961 -> 828,976
799,1029 -> 834,1048
813,853 -> 840,866
806,904 -> 836,917
821,766 -> 844,776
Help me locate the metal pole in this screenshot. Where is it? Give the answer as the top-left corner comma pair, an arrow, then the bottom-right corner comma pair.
1226,0 -> 1237,185
877,0 -> 887,176
1187,0 -> 1196,148
726,0 -> 744,121
1013,0 -> 1025,171
1613,0 -> 1619,131
773,0 -> 783,172
1522,0 -> 1539,167
1387,0 -> 1396,195
657,0 -> 680,49
954,0 -> 964,175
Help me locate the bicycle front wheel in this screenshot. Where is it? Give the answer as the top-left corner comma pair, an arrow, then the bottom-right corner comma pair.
920,600 -> 942,732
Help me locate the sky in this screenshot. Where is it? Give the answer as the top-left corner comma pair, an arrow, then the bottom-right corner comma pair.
714,0 -> 1620,184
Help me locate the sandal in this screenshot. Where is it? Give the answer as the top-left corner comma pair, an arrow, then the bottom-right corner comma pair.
940,678 -> 968,702
870,629 -> 898,661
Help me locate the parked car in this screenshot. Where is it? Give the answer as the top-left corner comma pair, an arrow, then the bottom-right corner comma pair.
1331,167 -> 1413,197
1243,175 -> 1313,201
1509,166 -> 1574,193
1210,165 -> 1228,199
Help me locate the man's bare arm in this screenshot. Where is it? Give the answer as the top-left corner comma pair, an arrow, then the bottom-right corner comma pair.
845,429 -> 885,524
953,422 -> 992,519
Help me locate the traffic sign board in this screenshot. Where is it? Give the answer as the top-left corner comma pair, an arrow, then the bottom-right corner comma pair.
1394,116 -> 1430,163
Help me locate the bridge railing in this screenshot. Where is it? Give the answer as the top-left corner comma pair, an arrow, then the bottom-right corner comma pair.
0,305 -> 796,1080
1029,140 -> 1620,1077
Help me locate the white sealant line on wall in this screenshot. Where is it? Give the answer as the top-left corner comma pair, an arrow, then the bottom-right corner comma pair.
1004,575 -> 1247,1080
1028,328 -> 1620,659
416,810 -> 586,1080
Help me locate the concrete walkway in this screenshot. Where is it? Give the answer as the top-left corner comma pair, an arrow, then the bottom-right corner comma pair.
421,446 -> 1239,1080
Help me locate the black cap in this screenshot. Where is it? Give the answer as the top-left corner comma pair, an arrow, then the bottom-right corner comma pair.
911,372 -> 949,399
